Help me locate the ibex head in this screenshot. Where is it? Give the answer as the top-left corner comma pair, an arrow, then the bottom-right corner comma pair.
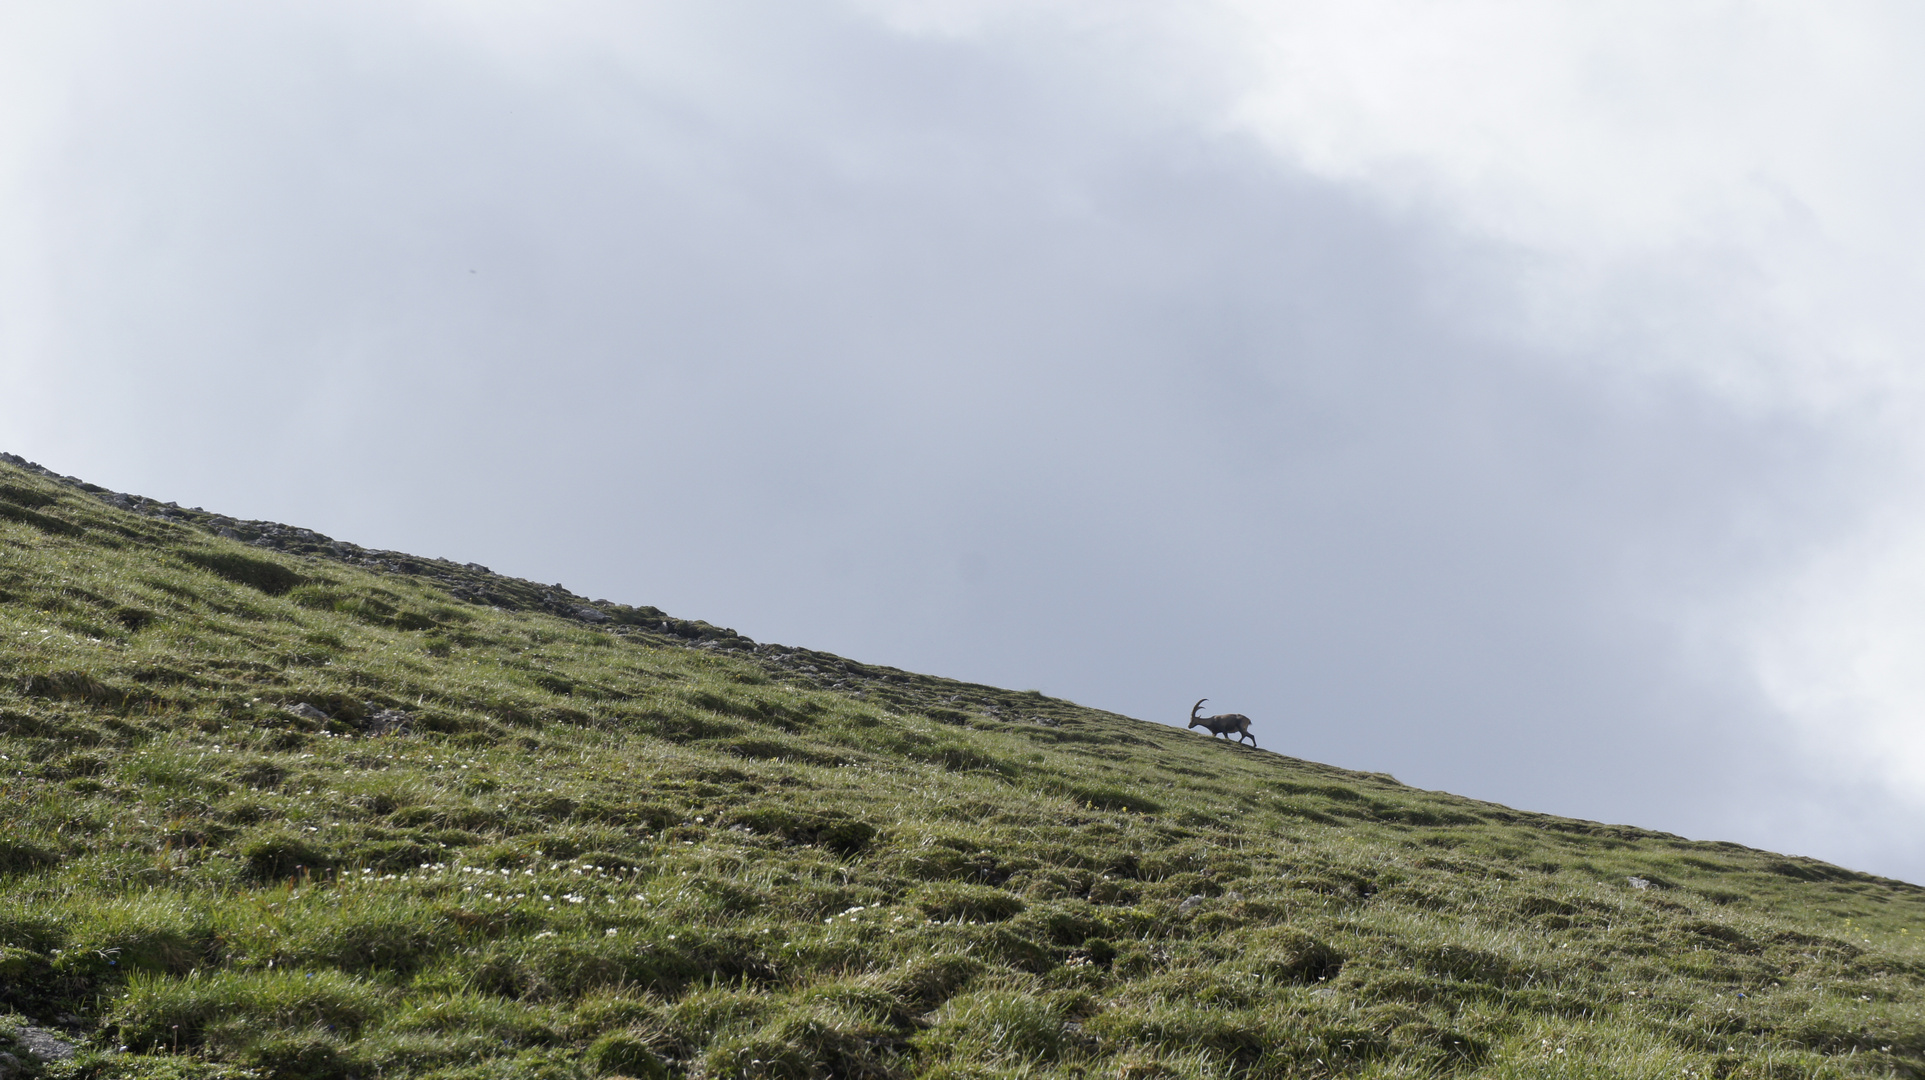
1190,698 -> 1209,725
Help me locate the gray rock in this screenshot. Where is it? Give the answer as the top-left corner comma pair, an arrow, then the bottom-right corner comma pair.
1177,894 -> 1206,913
572,606 -> 610,623
363,708 -> 411,736
284,703 -> 331,723
1627,876 -> 1651,890
12,1022 -> 76,1062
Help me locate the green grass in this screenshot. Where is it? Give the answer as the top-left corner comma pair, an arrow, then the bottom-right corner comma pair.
0,457 -> 1922,1079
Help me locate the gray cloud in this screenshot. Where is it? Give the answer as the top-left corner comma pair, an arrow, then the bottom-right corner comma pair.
5,2 -> 1917,877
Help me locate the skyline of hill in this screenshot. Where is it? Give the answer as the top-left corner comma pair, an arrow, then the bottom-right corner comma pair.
1,451 -> 1921,1079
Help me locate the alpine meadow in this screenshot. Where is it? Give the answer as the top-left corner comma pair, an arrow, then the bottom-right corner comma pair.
1,452 -> 1922,1080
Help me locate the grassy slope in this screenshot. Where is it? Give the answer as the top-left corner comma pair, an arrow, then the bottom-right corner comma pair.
0,456 -> 1921,1080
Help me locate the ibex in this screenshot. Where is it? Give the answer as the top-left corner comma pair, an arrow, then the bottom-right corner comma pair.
1189,698 -> 1255,747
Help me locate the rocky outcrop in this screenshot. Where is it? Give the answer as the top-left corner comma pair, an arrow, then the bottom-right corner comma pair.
0,1019 -> 75,1077
0,451 -> 1111,730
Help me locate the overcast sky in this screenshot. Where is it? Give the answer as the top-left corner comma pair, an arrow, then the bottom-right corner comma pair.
6,1 -> 1925,881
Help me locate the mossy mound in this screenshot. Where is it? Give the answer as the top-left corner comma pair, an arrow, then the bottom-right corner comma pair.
0,456 -> 1922,1078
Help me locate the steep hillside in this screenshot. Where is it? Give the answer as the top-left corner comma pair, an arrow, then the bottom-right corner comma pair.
0,453 -> 1921,1080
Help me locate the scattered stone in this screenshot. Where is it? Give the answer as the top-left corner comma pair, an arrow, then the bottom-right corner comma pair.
6,1022 -> 76,1065
572,606 -> 610,623
1627,876 -> 1652,890
363,707 -> 412,736
284,703 -> 331,723
1178,894 -> 1206,913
